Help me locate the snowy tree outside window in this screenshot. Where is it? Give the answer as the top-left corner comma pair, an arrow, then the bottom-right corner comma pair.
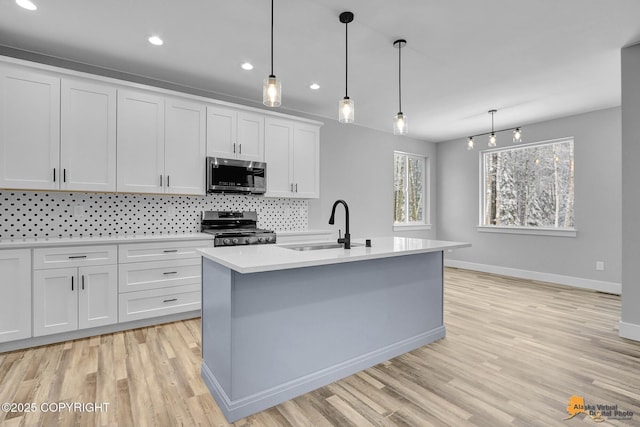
481,138 -> 575,229
394,151 -> 426,225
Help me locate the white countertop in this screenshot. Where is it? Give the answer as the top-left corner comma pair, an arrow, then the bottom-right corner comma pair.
0,232 -> 214,249
199,237 -> 470,274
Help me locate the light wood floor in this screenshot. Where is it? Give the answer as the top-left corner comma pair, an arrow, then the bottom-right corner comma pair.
1,268 -> 639,426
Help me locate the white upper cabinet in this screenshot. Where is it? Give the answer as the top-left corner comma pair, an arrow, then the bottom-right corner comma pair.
265,118 -> 320,199
117,89 -> 165,194
165,98 -> 206,195
117,90 -> 206,195
206,105 -> 264,162
292,123 -> 320,198
264,118 -> 294,197
0,65 -> 60,190
61,79 -> 117,192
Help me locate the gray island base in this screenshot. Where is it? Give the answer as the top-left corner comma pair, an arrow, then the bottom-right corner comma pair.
199,238 -> 468,422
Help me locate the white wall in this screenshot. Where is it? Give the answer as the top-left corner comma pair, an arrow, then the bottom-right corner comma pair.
621,43 -> 640,341
437,107 -> 621,293
307,120 -> 437,241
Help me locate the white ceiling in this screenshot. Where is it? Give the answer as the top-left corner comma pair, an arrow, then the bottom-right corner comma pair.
1,0 -> 639,143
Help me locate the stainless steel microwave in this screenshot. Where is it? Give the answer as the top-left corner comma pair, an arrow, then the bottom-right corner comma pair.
206,157 -> 267,194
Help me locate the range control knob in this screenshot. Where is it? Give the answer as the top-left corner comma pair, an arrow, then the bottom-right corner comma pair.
257,237 -> 264,243
232,238 -> 239,245
223,238 -> 232,245
265,236 -> 274,243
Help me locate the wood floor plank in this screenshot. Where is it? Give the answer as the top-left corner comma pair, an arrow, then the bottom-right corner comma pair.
1,267 -> 639,426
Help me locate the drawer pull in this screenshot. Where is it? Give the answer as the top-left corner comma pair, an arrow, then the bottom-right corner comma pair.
163,271 -> 178,275
68,255 -> 87,259
163,249 -> 178,253
163,298 -> 178,303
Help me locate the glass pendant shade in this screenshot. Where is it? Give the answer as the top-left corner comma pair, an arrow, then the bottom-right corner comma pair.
488,132 -> 497,147
513,127 -> 522,143
393,112 -> 408,135
263,75 -> 281,107
339,96 -> 354,123
467,137 -> 474,150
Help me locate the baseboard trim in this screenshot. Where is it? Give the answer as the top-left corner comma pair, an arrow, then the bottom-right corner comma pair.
0,310 -> 200,353
619,321 -> 640,341
444,260 -> 621,295
202,326 -> 446,423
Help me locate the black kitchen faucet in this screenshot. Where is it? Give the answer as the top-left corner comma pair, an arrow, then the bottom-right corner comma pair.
328,199 -> 351,249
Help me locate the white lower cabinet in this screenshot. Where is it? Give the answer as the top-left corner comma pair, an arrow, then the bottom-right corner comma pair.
118,239 -> 213,322
0,249 -> 32,343
32,246 -> 118,337
119,284 -> 201,322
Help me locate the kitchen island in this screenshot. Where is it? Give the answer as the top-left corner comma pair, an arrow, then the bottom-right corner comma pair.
199,237 -> 469,422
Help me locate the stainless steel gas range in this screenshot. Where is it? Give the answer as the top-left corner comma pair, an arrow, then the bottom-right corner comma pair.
201,211 -> 276,247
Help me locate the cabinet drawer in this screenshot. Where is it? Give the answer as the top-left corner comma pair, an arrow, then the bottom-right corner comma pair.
34,245 -> 117,269
118,240 -> 213,263
119,259 -> 201,293
118,284 -> 201,322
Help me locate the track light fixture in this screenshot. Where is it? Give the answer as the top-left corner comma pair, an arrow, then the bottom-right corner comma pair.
466,109 -> 523,150
263,0 -> 281,107
393,39 -> 408,135
338,11 -> 355,123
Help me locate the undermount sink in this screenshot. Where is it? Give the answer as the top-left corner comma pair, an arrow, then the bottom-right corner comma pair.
280,242 -> 364,251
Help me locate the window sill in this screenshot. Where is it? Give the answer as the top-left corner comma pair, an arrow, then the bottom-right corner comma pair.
393,224 -> 432,232
477,225 -> 577,237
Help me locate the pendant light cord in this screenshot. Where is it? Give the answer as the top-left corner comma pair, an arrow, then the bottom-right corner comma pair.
345,20 -> 348,98
270,0 -> 274,76
398,43 -> 402,112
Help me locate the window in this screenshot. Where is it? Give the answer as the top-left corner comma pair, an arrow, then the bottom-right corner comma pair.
480,138 -> 575,234
394,151 -> 428,227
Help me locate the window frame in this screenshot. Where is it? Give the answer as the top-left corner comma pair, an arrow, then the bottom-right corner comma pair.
477,137 -> 577,237
393,150 -> 431,231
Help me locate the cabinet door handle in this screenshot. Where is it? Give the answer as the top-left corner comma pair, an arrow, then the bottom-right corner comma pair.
68,255 -> 87,259
233,143 -> 236,154
290,183 -> 293,192
160,174 -> 163,187
163,271 -> 178,275
239,143 -> 242,154
295,183 -> 298,192
166,175 -> 170,187
82,275 -> 85,290
163,249 -> 178,253
63,168 -> 67,183
71,276 -> 74,291
53,168 -> 56,183
163,298 -> 178,303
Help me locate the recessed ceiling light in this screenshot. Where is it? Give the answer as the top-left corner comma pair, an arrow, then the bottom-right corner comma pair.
241,62 -> 254,71
16,0 -> 37,11
309,83 -> 320,90
148,36 -> 164,46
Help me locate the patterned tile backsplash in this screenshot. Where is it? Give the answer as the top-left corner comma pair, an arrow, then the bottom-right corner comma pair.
0,191 -> 308,238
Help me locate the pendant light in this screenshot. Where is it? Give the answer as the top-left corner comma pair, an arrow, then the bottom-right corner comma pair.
393,39 -> 408,135
338,11 -> 354,123
465,109 -> 523,149
513,127 -> 522,143
488,109 -> 497,147
263,0 -> 281,107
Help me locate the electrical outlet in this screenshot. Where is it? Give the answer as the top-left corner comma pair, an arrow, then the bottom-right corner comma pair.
73,204 -> 85,217
596,261 -> 605,271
